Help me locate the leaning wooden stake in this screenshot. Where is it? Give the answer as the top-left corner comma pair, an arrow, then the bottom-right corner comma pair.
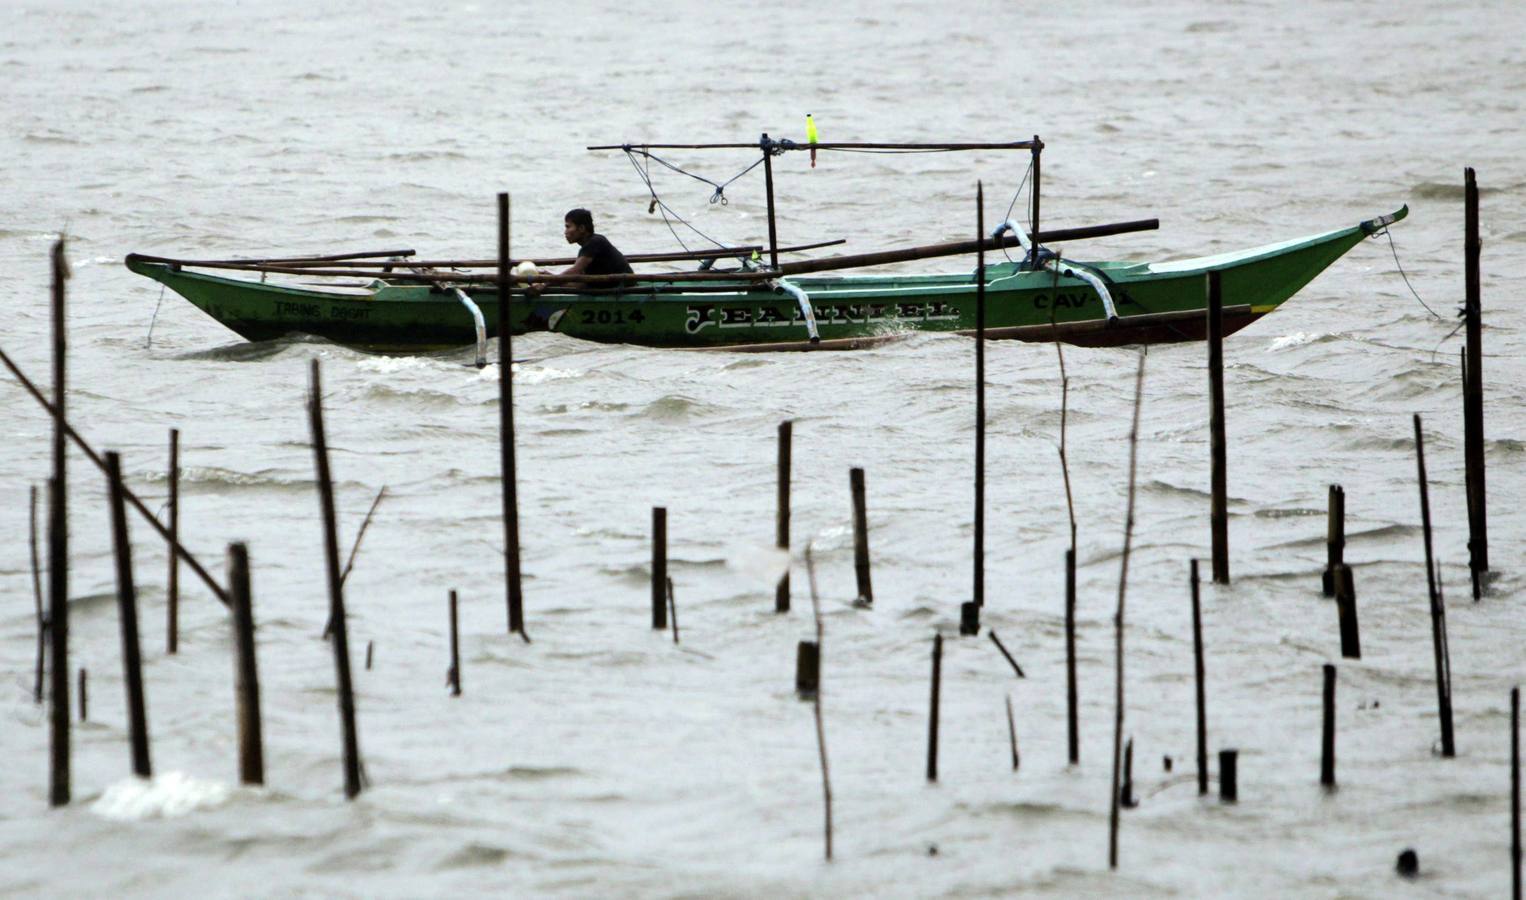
974,181 -> 986,608
928,632 -> 943,782
1334,564 -> 1361,660
850,468 -> 873,604
228,542 -> 264,785
667,576 -> 679,645
652,507 -> 668,630
1109,349 -> 1147,869
1191,559 -> 1208,795
804,545 -> 833,860
49,237 -> 71,807
498,192 -> 527,639
1207,271 -> 1229,584
167,428 -> 180,653
776,420 -> 792,613
308,360 -> 364,799
1462,168 -> 1488,580
1006,694 -> 1020,772
106,451 -> 152,778
1321,663 -> 1336,789
988,631 -> 1025,678
1415,414 -> 1455,757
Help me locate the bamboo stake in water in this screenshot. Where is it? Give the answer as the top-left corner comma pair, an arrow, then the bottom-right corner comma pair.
1512,685 -> 1520,900
167,428 -> 179,654
652,507 -> 668,630
49,237 -> 71,807
1207,272 -> 1229,584
987,631 -> 1025,678
1415,414 -> 1455,757
1006,694 -> 1020,772
1322,484 -> 1343,598
851,468 -> 873,604
928,632 -> 943,782
1066,547 -> 1079,765
78,667 -> 86,722
1463,168 -> 1488,577
776,420 -> 792,613
30,485 -> 45,705
1191,559 -> 1208,795
106,452 -> 152,778
1321,663 -> 1336,788
448,590 -> 461,696
498,192 -> 526,639
1109,349 -> 1148,869
974,181 -> 986,608
667,576 -> 679,645
308,360 -> 364,799
804,545 -> 833,861
228,542 -> 263,785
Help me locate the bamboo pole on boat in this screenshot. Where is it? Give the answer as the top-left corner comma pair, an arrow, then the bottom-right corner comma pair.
762,135 -> 780,270
974,182 -> 986,611
167,428 -> 180,653
1207,271 -> 1230,584
498,193 -> 526,640
48,237 -> 70,807
0,346 -> 230,607
587,140 -> 1041,151
308,360 -> 364,800
776,420 -> 792,614
228,542 -> 264,785
1109,349 -> 1147,870
106,451 -> 152,778
1463,167 -> 1488,580
1415,414 -> 1456,758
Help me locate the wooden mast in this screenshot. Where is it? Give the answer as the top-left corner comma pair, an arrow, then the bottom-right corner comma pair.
762,134 -> 780,271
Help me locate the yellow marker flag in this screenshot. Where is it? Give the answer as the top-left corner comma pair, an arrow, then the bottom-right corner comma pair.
806,114 -> 818,168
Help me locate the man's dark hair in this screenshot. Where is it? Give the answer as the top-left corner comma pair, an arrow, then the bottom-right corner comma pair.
564,208 -> 594,231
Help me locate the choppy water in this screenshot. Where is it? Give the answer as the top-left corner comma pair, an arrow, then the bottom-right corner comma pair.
3,0 -> 1525,896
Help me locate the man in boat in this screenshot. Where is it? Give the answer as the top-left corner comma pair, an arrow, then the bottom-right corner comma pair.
543,208 -> 633,290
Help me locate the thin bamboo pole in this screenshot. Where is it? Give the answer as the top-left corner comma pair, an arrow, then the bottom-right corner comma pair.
1191,559 -> 1208,795
1207,272 -> 1229,583
1415,414 -> 1455,757
1109,349 -> 1148,869
167,428 -> 179,653
228,542 -> 263,785
776,420 -> 791,613
974,182 -> 986,609
106,452 -> 152,778
48,237 -> 70,807
498,193 -> 526,639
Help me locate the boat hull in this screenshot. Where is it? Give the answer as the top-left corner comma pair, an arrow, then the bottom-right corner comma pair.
124,208 -> 1403,352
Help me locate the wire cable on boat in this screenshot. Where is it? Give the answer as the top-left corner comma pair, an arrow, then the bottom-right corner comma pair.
1000,160 -> 1033,265
623,148 -> 754,257
1375,226 -> 1443,321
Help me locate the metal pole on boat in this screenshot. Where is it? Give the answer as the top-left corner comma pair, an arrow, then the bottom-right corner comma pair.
48,238 -> 70,807
974,182 -> 986,610
776,420 -> 792,613
498,193 -> 526,639
761,135 -> 780,271
1207,271 -> 1230,584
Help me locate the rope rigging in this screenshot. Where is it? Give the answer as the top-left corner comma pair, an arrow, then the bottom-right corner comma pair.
623,147 -> 762,258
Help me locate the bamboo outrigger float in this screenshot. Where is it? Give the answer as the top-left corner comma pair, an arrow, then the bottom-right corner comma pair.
125,134 -> 1407,355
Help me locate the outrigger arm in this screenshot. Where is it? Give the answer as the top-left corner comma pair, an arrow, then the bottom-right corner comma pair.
993,219 -> 1119,324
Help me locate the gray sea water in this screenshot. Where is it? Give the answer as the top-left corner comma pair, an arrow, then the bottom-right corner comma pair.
3,0 -> 1525,896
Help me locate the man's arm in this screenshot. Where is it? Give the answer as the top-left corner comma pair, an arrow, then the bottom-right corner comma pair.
557,254 -> 593,277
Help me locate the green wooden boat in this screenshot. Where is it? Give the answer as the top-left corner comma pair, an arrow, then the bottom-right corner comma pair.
125,206 -> 1406,353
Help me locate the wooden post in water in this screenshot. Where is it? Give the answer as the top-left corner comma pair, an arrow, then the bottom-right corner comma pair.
447,590 -> 462,696
308,360 -> 364,799
167,428 -> 180,654
775,420 -> 792,613
651,507 -> 668,630
498,192 -> 526,638
927,632 -> 942,782
1005,695 -> 1020,771
1334,565 -> 1361,660
227,542 -> 263,785
1066,548 -> 1079,765
1191,559 -> 1208,795
1322,485 -> 1344,598
795,640 -> 820,697
1415,414 -> 1455,757
1219,749 -> 1238,802
960,601 -> 980,637
106,452 -> 152,778
48,237 -> 71,806
30,485 -> 45,705
1121,737 -> 1136,808
988,631 -> 1025,678
850,468 -> 873,604
667,576 -> 679,645
974,182 -> 986,609
1207,272 -> 1230,584
1321,663 -> 1336,789
1463,168 -> 1488,582
1512,685 -> 1520,900
78,668 -> 87,722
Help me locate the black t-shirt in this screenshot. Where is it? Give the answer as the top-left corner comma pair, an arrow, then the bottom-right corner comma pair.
578,233 -> 634,277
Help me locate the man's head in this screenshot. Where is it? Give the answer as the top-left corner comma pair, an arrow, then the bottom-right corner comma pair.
563,208 -> 594,244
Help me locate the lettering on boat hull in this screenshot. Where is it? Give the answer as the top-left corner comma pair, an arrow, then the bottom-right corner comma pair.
684,302 -> 959,335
